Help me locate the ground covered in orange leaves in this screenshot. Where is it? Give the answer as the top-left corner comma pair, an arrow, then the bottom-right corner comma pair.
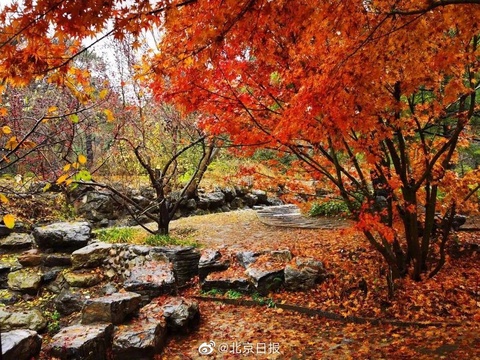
161,209 -> 480,359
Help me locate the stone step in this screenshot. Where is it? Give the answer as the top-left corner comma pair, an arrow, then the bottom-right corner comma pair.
1,329 -> 42,360
124,261 -> 176,302
82,291 -> 142,325
112,318 -> 167,360
46,323 -> 113,360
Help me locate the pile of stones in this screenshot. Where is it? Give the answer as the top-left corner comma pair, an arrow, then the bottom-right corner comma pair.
0,218 -> 326,359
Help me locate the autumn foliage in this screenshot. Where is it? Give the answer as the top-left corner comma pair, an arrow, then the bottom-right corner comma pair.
1,0 -> 480,282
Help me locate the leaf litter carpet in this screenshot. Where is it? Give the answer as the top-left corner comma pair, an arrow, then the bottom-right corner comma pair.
159,207 -> 479,359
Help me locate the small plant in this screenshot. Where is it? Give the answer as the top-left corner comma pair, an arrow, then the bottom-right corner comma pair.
201,288 -> 222,297
251,293 -> 276,308
225,290 -> 242,300
309,199 -> 350,217
144,234 -> 199,247
45,310 -> 61,334
94,227 -> 140,243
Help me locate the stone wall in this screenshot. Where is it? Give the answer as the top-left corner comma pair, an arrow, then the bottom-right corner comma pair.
75,186 -> 283,227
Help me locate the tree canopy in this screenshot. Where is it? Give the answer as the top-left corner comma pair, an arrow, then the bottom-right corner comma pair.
1,0 -> 480,281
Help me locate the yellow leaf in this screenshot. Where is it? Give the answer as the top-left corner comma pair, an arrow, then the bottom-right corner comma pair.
104,109 -> 114,122
72,162 -> 79,169
99,89 -> 109,100
3,214 -> 15,229
48,106 -> 58,114
0,108 -> 7,117
2,125 -> 11,134
63,163 -> 71,172
0,194 -> 9,204
42,183 -> 51,192
65,179 -> 74,186
56,174 -> 69,185
78,154 -> 87,165
5,136 -> 18,150
20,140 -> 36,149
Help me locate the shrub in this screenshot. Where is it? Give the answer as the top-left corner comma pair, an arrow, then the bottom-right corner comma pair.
309,199 -> 350,217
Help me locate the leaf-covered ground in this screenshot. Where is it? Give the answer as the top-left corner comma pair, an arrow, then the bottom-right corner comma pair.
160,209 -> 479,359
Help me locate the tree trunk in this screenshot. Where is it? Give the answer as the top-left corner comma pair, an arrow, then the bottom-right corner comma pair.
156,200 -> 171,235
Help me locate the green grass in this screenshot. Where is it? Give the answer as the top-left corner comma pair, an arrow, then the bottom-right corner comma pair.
144,234 -> 199,247
94,227 -> 141,243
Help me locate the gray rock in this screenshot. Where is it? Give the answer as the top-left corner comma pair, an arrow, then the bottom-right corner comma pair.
124,261 -> 176,301
243,193 -> 258,207
54,289 -> 85,315
112,319 -> 167,360
198,249 -> 230,281
0,289 -> 19,304
229,197 -> 245,209
42,267 -> 65,283
44,253 -> 72,267
162,297 -> 200,333
32,221 -> 92,251
202,273 -> 253,293
151,246 -> 200,286
197,191 -> 225,210
236,251 -> 263,268
7,268 -> 42,294
1,329 -> 42,360
77,192 -> 120,222
71,242 -> 113,269
64,270 -> 102,288
82,292 -> 142,325
0,308 -> 46,331
0,233 -> 34,251
284,257 -> 326,291
221,187 -> 237,202
47,323 -> 114,360
251,189 -> 268,204
130,245 -> 151,256
245,255 -> 285,295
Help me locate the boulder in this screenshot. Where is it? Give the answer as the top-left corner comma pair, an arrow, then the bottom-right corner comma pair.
71,242 -> 113,269
124,261 -> 176,301
251,189 -> 268,204
161,297 -> 200,333
245,254 -> 286,295
47,323 -> 114,360
198,249 -> 230,281
64,270 -> 103,288
32,221 -> 91,251
151,246 -> 200,286
0,233 -> 34,251
7,268 -> 42,294
112,319 -> 167,360
82,291 -> 142,325
197,191 -> 225,210
0,308 -> 46,331
236,251 -> 263,268
77,192 -> 120,222
54,289 -> 85,315
1,329 -> 42,360
284,257 -> 326,291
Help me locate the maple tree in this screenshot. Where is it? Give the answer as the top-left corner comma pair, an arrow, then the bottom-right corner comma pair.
146,0 -> 480,283
1,0 -> 480,281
